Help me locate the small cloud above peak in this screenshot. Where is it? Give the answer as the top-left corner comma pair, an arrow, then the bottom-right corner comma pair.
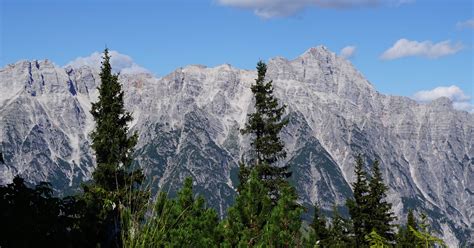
216,0 -> 412,19
340,45 -> 356,59
413,85 -> 473,112
381,39 -> 463,60
65,51 -> 149,75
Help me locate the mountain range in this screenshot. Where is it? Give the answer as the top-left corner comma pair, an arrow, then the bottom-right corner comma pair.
0,46 -> 472,246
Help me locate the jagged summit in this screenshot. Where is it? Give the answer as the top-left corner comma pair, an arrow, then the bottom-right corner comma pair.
301,45 -> 333,56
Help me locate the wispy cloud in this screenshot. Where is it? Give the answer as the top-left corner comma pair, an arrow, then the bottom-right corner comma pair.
380,39 -> 463,60
413,85 -> 473,112
216,0 -> 411,19
456,19 -> 474,29
340,45 -> 356,59
65,51 -> 149,74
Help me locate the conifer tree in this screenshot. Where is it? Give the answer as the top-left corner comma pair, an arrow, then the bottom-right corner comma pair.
123,178 -> 220,247
346,155 -> 370,247
0,176 -> 84,247
327,205 -> 353,247
367,160 -> 396,242
396,209 -> 418,247
224,60 -> 303,247
310,203 -> 330,246
89,48 -> 143,192
406,209 -> 417,232
365,230 -> 390,248
84,48 -> 146,247
409,213 -> 446,248
221,169 -> 273,247
162,178 -> 220,247
261,185 -> 304,247
241,60 -> 290,202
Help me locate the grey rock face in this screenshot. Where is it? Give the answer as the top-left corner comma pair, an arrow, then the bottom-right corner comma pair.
0,47 -> 472,246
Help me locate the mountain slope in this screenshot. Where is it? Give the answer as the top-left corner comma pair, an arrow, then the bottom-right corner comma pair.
0,47 -> 472,246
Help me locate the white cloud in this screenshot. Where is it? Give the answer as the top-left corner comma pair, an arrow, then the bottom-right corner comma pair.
452,102 -> 474,112
216,0 -> 410,18
65,50 -> 149,74
380,39 -> 463,60
340,45 -> 356,58
456,19 -> 474,29
413,85 -> 473,112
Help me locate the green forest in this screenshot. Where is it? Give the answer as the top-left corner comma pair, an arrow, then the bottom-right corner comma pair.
0,49 -> 446,248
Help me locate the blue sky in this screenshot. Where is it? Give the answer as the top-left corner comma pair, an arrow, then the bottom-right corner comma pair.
1,0 -> 473,110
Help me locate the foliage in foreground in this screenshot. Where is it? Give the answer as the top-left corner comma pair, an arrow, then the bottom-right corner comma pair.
123,178 -> 220,248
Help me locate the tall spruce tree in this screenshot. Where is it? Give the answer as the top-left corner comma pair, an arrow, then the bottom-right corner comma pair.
346,155 -> 371,247
367,160 -> 396,243
84,48 -> 146,247
241,60 -> 290,202
90,48 -> 142,191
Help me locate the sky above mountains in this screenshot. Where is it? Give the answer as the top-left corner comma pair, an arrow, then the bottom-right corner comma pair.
1,0 -> 473,111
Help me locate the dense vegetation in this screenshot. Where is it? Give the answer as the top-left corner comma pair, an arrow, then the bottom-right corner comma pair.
0,50 -> 446,247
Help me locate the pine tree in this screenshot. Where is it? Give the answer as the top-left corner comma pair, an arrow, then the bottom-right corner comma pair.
407,210 -> 416,229
221,168 -> 273,247
396,209 -> 418,247
241,60 -> 290,202
164,178 -> 220,247
365,230 -> 390,248
327,205 -> 353,247
366,160 -> 396,243
409,213 -> 446,248
261,185 -> 304,247
84,48 -> 146,247
123,178 -> 220,247
346,154 -> 370,247
310,203 -> 330,246
0,176 -> 84,247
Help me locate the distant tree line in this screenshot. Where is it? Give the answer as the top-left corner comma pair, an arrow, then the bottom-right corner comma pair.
0,49 -> 446,248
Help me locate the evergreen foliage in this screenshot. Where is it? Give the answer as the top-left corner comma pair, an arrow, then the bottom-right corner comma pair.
0,176 -> 83,247
241,60 -> 290,202
366,160 -> 396,242
326,205 -> 353,247
409,213 -> 446,248
365,230 -> 391,248
262,185 -> 304,247
309,203 -> 330,246
124,178 -> 220,248
346,155 -> 371,247
221,169 -> 273,247
84,48 -> 147,247
396,209 -> 418,248
89,48 -> 143,193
